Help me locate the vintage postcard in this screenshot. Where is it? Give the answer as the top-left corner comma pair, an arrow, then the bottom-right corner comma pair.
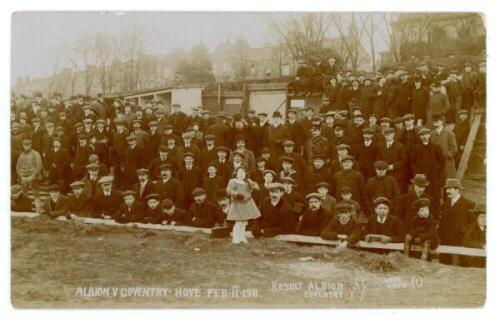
10,11 -> 486,308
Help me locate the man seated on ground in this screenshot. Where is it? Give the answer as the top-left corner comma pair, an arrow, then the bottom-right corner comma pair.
143,193 -> 163,224
11,184 -> 33,212
296,192 -> 332,236
462,204 -> 486,268
161,198 -> 188,225
42,184 -> 70,220
250,182 -> 295,238
364,196 -> 405,243
186,188 -> 223,228
114,190 -> 146,224
404,198 -> 439,261
67,181 -> 91,217
321,202 -> 362,248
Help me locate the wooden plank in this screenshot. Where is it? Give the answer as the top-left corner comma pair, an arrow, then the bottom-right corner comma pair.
457,113 -> 482,180
12,212 -> 485,257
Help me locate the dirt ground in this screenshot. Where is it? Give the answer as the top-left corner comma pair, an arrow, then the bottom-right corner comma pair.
11,216 -> 485,308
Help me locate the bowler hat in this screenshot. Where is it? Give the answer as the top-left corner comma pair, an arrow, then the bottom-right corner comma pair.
411,174 -> 430,186
444,178 -> 463,189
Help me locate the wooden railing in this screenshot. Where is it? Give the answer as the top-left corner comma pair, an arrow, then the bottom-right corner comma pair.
457,110 -> 483,180
12,211 -> 485,258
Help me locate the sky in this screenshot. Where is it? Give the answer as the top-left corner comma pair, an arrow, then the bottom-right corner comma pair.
11,12 -> 275,80
11,12 -> 392,81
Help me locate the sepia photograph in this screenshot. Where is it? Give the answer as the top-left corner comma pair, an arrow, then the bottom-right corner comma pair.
9,11 -> 486,308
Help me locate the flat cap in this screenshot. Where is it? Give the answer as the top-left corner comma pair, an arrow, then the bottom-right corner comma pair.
373,196 -> 392,207
305,192 -> 322,201
316,182 -> 331,190
267,182 -> 285,191
145,193 -> 160,201
444,178 -> 463,189
97,176 -> 114,185
136,168 -> 149,175
70,181 -> 85,188
374,160 -> 389,170
122,190 -> 136,197
192,187 -> 206,196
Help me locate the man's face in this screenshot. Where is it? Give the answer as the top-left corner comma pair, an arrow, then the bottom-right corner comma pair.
317,187 -> 328,197
215,148 -> 229,159
269,189 -> 283,201
124,195 -> 135,206
325,116 -> 335,125
207,166 -> 217,176
236,140 -> 245,150
161,169 -> 172,179
420,133 -> 431,143
259,115 -> 266,123
342,160 -> 353,170
138,174 -> 148,182
49,191 -> 60,200
375,204 -> 390,217
414,185 -> 426,195
445,187 -> 460,199
184,156 -> 194,165
53,140 -> 61,150
308,198 -> 321,211
337,148 -> 348,158
159,151 -> 168,159
147,199 -> 159,209
284,146 -> 293,154
101,183 -> 112,191
264,173 -> 274,183
418,206 -> 430,218
341,192 -> 352,201
375,168 -> 387,177
282,161 -> 292,171
217,198 -> 229,210
313,159 -> 324,169
433,120 -> 444,129
459,114 -> 468,122
354,117 -> 364,126
194,194 -> 206,204
311,129 -> 320,137
288,113 -> 296,121
72,186 -> 84,197
334,128 -> 344,138
384,133 -> 395,142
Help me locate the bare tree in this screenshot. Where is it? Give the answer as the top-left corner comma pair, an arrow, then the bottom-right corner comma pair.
330,13 -> 369,71
269,13 -> 329,61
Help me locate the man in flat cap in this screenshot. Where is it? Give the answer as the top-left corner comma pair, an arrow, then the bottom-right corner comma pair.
411,127 -> 445,202
251,182 -> 295,237
166,103 -> 188,135
285,108 -> 307,152
72,133 -> 94,181
199,134 -> 217,172
411,76 -> 429,125
206,112 -> 232,148
148,145 -> 178,181
454,109 -> 470,164
179,152 -> 201,206
376,127 -> 408,191
321,202 -> 362,248
155,163 -> 185,208
44,136 -> 72,192
267,111 -> 292,157
364,196 -> 405,243
123,134 -> 146,187
439,178 -> 475,264
132,168 -> 156,203
295,193 -> 333,236
281,139 -> 307,178
42,184 -> 70,220
430,113 -> 458,181
365,160 -> 401,212
428,82 -> 450,124
91,176 -> 122,219
306,154 -> 332,193
462,204 -> 486,267
67,181 -> 91,217
230,135 -> 256,173
186,188 -> 223,228
461,62 -> 478,111
332,155 -> 365,207
304,126 -> 330,163
355,128 -> 378,180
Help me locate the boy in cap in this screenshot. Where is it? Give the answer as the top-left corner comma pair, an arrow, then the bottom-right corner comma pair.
321,202 -> 362,248
114,190 -> 146,224
186,188 -> 223,228
143,193 -> 163,224
42,184 -> 70,220
282,176 -> 305,215
364,197 -> 405,243
251,183 -> 295,237
277,155 -> 302,189
338,186 -> 362,222
161,199 -> 188,225
404,198 -> 438,260
296,193 -> 333,236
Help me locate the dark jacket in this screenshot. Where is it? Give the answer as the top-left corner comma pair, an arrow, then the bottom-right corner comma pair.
186,200 -> 223,228
364,215 -> 405,243
114,201 -> 146,223
92,190 -> 123,218
439,196 -> 475,246
43,195 -> 70,219
296,207 -> 333,236
11,194 -> 34,212
321,218 -> 362,246
251,197 -> 295,237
